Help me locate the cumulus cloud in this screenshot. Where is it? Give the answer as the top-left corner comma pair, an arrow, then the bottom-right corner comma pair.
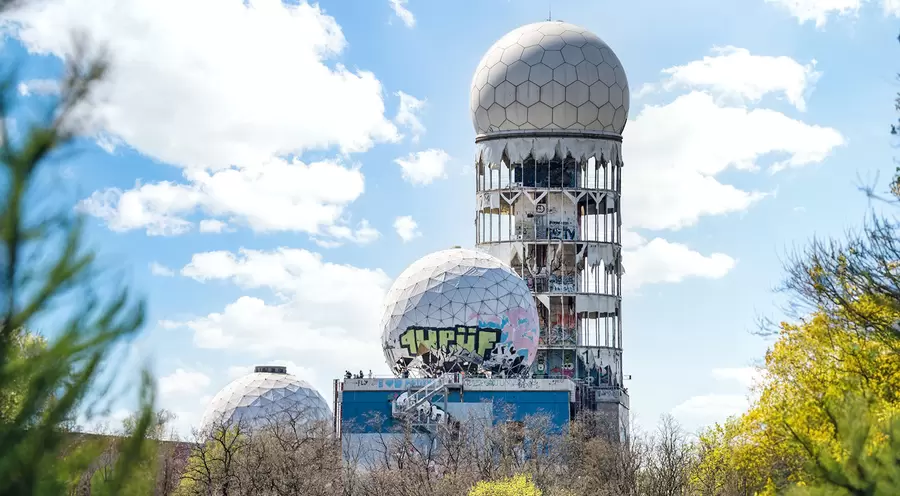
149,262 -> 175,277
763,0 -> 900,25
163,248 -> 392,401
2,0 -> 400,169
625,91 -> 844,231
638,46 -> 820,111
672,367 -> 763,423
78,157 -> 376,244
623,238 -> 736,292
711,366 -> 765,389
199,219 -> 230,233
619,47 -> 843,289
389,0 -> 415,28
394,91 -> 426,141
158,368 -> 211,396
394,149 -> 450,185
227,360 -> 320,393
763,0 -> 860,26
393,215 -> 421,242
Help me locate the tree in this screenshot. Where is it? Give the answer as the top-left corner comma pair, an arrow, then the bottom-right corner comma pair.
468,474 -> 542,496
786,394 -> 900,495
0,5 -> 156,493
638,414 -> 694,496
0,328 -> 47,423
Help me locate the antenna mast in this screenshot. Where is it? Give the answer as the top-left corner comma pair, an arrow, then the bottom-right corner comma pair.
548,1 -> 552,21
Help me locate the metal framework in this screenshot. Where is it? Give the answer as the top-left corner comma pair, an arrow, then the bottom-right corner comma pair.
470,21 -> 630,404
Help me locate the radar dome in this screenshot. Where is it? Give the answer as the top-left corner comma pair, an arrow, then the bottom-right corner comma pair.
381,248 -> 540,377
200,366 -> 332,432
470,21 -> 630,135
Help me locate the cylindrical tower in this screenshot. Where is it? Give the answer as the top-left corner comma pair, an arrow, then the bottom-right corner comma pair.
471,21 -> 629,412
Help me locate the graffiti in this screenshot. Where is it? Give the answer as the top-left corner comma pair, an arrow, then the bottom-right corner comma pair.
549,274 -> 576,293
595,389 -> 619,402
463,377 -> 574,391
550,362 -> 575,378
548,220 -> 577,241
548,325 -> 577,345
579,349 -> 621,387
483,343 -> 528,377
399,326 -> 500,359
392,349 -> 481,377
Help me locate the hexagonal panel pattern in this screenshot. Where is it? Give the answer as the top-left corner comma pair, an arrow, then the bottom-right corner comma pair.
201,369 -> 332,431
470,21 -> 629,135
381,248 -> 540,378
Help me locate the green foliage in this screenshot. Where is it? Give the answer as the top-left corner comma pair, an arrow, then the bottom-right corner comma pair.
785,396 -> 900,496
0,11 -> 156,495
469,474 -> 542,496
0,329 -> 47,423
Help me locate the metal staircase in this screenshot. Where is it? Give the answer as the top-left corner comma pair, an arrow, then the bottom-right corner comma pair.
391,374 -> 459,431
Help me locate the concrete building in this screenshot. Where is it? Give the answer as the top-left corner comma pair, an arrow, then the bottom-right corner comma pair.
471,20 -> 630,439
334,19 -> 631,451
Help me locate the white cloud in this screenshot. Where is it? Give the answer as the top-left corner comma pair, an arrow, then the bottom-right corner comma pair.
394,149 -> 450,185
226,360 -> 319,393
389,0 -> 415,28
625,90 -> 844,231
78,157 -> 376,243
164,248 -> 392,400
623,238 -> 736,291
149,261 -> 174,277
158,368 -> 211,396
762,0 -> 900,25
885,0 -> 900,15
394,90 -> 426,141
17,78 -> 60,96
711,367 -> 765,389
198,219 -> 230,233
763,0 -> 860,26
3,0 -> 400,170
672,367 -> 764,424
620,229 -> 647,250
639,46 -> 820,111
393,215 -> 421,242
95,133 -> 125,155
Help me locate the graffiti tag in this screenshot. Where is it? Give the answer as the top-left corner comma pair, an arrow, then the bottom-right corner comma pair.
399,326 -> 500,359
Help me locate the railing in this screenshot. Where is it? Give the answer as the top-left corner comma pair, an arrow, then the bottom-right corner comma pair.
392,374 -> 454,420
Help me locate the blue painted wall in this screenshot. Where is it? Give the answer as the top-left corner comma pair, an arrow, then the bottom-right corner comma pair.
340,389 -> 571,433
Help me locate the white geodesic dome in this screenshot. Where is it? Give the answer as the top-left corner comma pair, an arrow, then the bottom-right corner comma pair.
200,367 -> 332,432
470,21 -> 630,135
381,248 -> 540,377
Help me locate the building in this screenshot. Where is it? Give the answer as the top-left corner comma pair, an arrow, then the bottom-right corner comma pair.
335,19 -> 631,451
471,20 -> 630,439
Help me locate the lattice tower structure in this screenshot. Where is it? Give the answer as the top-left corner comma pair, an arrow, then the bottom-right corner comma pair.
471,21 -> 628,412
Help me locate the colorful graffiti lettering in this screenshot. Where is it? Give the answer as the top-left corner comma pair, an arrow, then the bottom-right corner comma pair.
469,307 -> 539,362
399,326 -> 500,359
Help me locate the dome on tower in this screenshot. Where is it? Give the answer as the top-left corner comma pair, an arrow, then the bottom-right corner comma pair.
470,21 -> 630,136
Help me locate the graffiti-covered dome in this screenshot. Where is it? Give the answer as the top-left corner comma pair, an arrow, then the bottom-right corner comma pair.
380,248 -> 539,377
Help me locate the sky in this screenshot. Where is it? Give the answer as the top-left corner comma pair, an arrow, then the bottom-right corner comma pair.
1,0 -> 897,437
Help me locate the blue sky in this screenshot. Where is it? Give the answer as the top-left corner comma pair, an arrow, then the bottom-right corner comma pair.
2,0 -> 898,436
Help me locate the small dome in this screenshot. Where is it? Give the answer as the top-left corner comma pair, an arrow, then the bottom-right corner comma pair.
200,367 -> 332,432
470,21 -> 630,136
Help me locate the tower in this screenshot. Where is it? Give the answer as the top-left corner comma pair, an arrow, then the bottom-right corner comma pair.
470,21 -> 630,439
